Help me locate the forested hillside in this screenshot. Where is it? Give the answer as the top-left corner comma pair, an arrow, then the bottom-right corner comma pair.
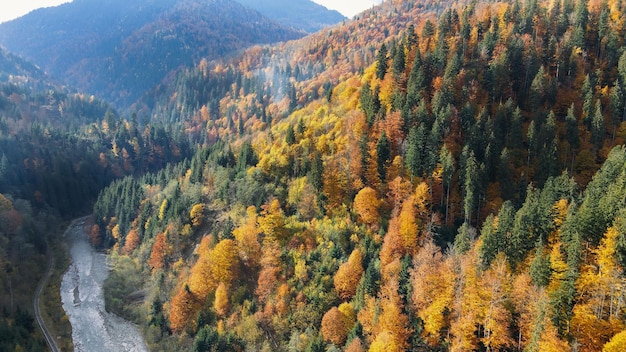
0,0 -> 305,108
0,75 -> 191,216
89,0 -> 626,351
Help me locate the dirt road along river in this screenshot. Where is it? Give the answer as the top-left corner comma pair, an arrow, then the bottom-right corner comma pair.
60,218 -> 148,352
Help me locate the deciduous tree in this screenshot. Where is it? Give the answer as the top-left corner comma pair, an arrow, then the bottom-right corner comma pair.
122,229 -> 140,255
233,206 -> 261,268
259,199 -> 288,243
169,284 -> 196,333
321,307 -> 349,346
214,282 -> 229,317
334,249 -> 364,300
190,203 -> 205,227
572,226 -> 626,350
148,232 -> 167,271
353,187 -> 380,228
604,330 -> 626,352
411,239 -> 454,345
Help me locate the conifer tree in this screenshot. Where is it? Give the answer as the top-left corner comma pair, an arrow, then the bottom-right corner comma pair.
376,43 -> 389,80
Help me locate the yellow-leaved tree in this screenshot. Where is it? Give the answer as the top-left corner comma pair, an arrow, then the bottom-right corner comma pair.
188,237 -> 239,301
209,239 -> 239,286
398,195 -> 419,253
450,245 -> 482,352
214,282 -> 229,317
258,199 -> 288,243
604,330 -> 626,352
353,186 -> 381,228
411,238 -> 455,346
480,255 -> 513,351
572,226 -> 626,350
233,206 -> 262,268
190,203 -> 205,227
368,331 -> 399,352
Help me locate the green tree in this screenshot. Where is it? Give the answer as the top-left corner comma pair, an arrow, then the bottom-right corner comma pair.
498,148 -> 514,199
609,81 -> 624,140
454,221 -> 473,254
309,151 -> 323,192
405,53 -> 424,118
405,126 -> 426,178
582,74 -> 595,128
479,214 -> 497,269
529,241 -> 551,287
440,145 -> 455,224
285,124 -> 296,145
575,146 -> 626,245
506,106 -> 524,150
360,83 -> 376,125
376,43 -> 389,80
573,0 -> 589,47
377,131 -> 391,182
392,43 -> 406,85
591,100 -> 605,150
463,150 -> 479,223
529,66 -> 548,108
566,104 -> 580,150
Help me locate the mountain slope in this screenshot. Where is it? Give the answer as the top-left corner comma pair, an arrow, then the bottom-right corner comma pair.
137,0 -> 438,121
235,0 -> 345,33
93,0 -> 626,350
0,0 -> 304,108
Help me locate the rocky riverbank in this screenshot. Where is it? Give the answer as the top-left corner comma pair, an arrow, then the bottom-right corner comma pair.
60,218 -> 148,352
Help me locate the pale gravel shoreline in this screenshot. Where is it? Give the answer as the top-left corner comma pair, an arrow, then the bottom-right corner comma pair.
60,218 -> 148,352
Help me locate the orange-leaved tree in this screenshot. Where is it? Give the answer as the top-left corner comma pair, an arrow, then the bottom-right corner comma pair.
344,337 -> 364,352
321,307 -> 349,345
334,248 -> 364,300
256,240 -> 282,303
375,279 -> 411,351
379,216 -> 405,270
169,284 -> 196,334
148,232 -> 167,271
89,224 -> 102,247
122,229 -> 140,255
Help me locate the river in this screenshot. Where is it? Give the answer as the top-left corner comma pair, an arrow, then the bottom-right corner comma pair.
60,218 -> 148,352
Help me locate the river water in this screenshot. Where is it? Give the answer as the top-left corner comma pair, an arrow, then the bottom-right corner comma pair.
60,218 -> 148,352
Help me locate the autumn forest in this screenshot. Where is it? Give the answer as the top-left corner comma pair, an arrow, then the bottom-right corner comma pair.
2,0 -> 626,351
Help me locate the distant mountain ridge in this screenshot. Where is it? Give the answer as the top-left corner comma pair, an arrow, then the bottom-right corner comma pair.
0,0 -> 306,108
235,0 -> 345,33
0,47 -> 49,88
